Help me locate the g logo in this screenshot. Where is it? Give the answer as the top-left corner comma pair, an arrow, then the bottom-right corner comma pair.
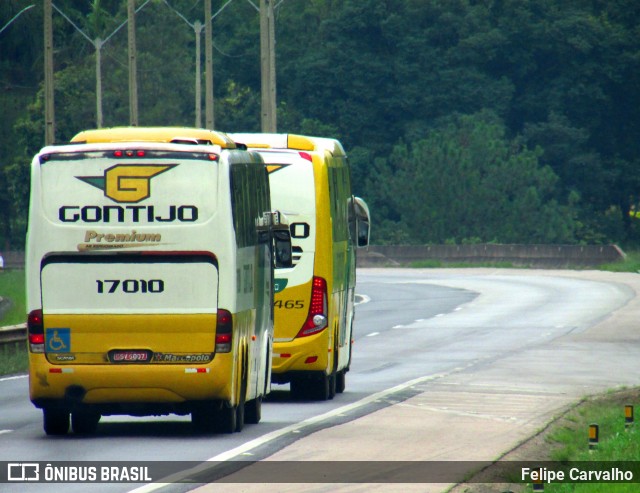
105,165 -> 173,203
77,164 -> 176,203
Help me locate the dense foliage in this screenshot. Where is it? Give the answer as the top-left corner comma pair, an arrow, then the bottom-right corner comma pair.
1,0 -> 639,247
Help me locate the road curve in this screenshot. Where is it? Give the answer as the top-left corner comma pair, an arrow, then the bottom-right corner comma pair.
2,268 -> 639,493
189,268 -> 640,493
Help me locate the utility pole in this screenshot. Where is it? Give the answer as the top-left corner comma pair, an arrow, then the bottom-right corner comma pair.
95,38 -> 103,127
204,0 -> 214,129
128,0 -> 139,126
44,0 -> 55,144
194,20 -> 203,128
53,1 -> 151,128
260,0 -> 276,132
162,0 -> 204,127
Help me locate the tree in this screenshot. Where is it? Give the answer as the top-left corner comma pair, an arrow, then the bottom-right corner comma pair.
377,112 -> 578,244
3,0 -> 640,247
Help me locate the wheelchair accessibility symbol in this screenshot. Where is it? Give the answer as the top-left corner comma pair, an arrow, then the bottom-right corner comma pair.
46,328 -> 70,353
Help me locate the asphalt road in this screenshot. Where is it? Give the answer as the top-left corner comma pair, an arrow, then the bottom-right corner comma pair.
2,268 -> 639,493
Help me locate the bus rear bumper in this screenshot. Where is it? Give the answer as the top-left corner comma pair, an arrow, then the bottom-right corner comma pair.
28,354 -> 235,415
270,334 -> 329,383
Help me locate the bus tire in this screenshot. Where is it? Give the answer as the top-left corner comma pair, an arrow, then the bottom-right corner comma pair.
328,333 -> 338,400
235,353 -> 248,432
215,403 -> 237,434
310,374 -> 330,401
290,378 -> 307,400
245,396 -> 262,424
191,403 -> 216,433
43,408 -> 69,436
336,370 -> 346,394
328,372 -> 336,400
235,388 -> 246,433
71,411 -> 100,434
235,403 -> 244,432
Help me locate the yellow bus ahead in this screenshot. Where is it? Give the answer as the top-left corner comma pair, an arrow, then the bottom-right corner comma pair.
230,134 -> 370,400
26,127 -> 291,435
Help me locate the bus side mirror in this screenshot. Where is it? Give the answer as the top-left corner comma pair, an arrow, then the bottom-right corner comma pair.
357,218 -> 370,247
353,197 -> 370,248
261,211 -> 293,268
274,230 -> 293,268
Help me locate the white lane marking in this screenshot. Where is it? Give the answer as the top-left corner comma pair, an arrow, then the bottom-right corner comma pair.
128,371 -> 451,492
0,430 -> 13,435
355,294 -> 370,306
366,332 -> 379,337
0,374 -> 27,382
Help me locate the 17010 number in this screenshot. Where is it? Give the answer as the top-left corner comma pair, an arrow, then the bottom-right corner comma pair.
96,279 -> 165,294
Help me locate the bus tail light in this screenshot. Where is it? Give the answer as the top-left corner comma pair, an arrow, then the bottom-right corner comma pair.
28,309 -> 45,353
113,150 -> 146,158
297,277 -> 328,337
215,309 -> 232,353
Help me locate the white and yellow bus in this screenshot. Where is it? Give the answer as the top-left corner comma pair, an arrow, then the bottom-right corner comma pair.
230,133 -> 370,400
26,127 -> 291,435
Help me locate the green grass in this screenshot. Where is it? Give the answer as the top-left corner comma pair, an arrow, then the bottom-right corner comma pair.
409,259 -> 519,268
598,250 -> 640,273
517,389 -> 640,492
0,342 -> 28,376
0,269 -> 26,326
0,269 -> 27,375
407,249 -> 640,272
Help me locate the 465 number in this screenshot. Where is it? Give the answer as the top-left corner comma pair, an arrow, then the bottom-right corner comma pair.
274,299 -> 304,309
96,279 -> 164,294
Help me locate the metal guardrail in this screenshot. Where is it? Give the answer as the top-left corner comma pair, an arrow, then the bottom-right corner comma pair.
0,323 -> 27,346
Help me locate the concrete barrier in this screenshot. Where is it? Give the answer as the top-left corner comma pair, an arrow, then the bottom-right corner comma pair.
357,244 -> 626,268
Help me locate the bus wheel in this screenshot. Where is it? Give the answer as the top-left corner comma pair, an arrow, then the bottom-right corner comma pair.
328,372 -> 336,400
290,378 -> 307,400
215,402 -> 237,434
71,411 -> 100,434
245,396 -> 262,424
310,374 -> 330,401
336,370 -> 346,394
235,403 -> 245,432
235,359 -> 248,432
235,392 -> 246,433
191,403 -> 216,433
43,408 -> 69,436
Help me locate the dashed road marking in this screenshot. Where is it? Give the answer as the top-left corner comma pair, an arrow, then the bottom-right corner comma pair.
128,371 -> 454,492
0,374 -> 27,383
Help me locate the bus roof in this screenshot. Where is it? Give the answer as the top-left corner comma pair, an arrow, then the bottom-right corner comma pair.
71,127 -> 238,148
230,133 -> 346,157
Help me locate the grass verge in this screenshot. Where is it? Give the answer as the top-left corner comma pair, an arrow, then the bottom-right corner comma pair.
0,342 -> 28,376
0,269 -> 27,375
457,388 -> 640,492
598,250 -> 640,273
409,259 -> 519,268
0,269 -> 25,326
407,249 -> 640,271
